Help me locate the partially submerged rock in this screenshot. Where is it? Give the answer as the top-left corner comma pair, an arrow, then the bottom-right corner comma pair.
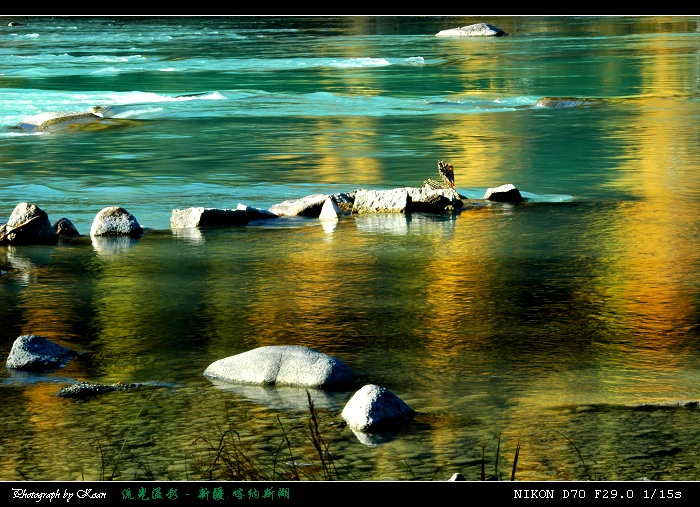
268,194 -> 328,217
352,188 -> 408,214
484,183 -> 523,203
58,381 -> 142,399
170,207 -> 248,228
341,384 -> 415,432
204,345 -> 357,389
16,110 -> 141,134
535,97 -> 600,108
236,203 -> 279,221
53,217 -> 80,238
90,206 -> 143,237
6,334 -> 77,372
16,111 -> 103,133
0,202 -> 58,245
436,23 -> 506,38
352,187 -> 462,214
329,191 -> 357,212
318,197 -> 343,221
409,186 -> 463,212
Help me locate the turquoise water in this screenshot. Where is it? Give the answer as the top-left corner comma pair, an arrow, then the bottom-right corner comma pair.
1,16 -> 700,481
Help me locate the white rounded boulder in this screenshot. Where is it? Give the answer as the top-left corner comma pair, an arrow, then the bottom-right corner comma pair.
203,345 -> 357,389
90,206 -> 143,237
341,384 -> 415,432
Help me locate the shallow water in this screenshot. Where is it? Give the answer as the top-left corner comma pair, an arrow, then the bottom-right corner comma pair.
2,16 -> 700,481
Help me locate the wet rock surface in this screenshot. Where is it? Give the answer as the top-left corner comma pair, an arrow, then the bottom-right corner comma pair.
58,381 -> 143,399
5,334 -> 77,372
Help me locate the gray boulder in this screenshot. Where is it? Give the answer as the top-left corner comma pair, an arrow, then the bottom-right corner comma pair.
6,334 -> 77,371
170,207 -> 248,228
204,345 -> 357,389
268,194 -> 328,217
352,187 -> 463,214
53,217 -> 80,238
436,23 -> 506,37
341,384 -> 416,432
352,188 -> 410,214
409,186 -> 463,213
90,206 -> 143,237
484,183 -> 524,203
0,202 -> 58,245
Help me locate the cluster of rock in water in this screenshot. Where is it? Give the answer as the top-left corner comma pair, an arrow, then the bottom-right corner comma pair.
0,159 -> 526,247
5,334 -> 415,446
0,155 -> 527,481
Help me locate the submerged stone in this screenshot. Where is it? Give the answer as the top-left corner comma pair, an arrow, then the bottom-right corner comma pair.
58,381 -> 142,399
535,96 -> 600,108
16,111 -> 103,132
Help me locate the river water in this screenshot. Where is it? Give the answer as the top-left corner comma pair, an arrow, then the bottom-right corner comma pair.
1,15 -> 700,482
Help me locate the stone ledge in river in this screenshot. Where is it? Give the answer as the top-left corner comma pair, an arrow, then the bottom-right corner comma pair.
436,23 -> 506,37
341,384 -> 416,432
6,334 -> 77,372
484,183 -> 524,203
410,186 -> 464,212
352,188 -> 409,214
535,97 -> 601,108
170,207 -> 249,228
58,381 -> 143,399
204,345 -> 357,389
352,187 -> 463,214
236,203 -> 279,221
268,194 -> 329,217
0,202 -> 58,246
90,206 -> 143,237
